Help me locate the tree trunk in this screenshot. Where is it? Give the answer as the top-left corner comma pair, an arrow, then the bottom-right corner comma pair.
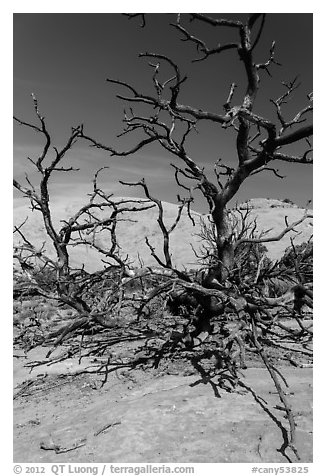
207,203 -> 235,285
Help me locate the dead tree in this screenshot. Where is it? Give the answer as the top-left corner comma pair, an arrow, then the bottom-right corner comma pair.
14,14 -> 313,461
14,94 -> 156,342
80,13 -> 312,285
77,14 -> 312,460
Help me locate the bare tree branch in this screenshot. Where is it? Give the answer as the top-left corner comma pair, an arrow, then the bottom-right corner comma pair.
236,213 -> 312,247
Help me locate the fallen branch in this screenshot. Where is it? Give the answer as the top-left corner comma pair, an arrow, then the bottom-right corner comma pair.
94,421 -> 122,437
40,437 -> 87,454
250,317 -> 300,461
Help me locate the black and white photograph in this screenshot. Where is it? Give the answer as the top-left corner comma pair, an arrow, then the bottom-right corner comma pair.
12,5 -> 314,469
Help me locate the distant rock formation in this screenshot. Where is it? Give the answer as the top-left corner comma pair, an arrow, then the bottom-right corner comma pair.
13,197 -> 313,272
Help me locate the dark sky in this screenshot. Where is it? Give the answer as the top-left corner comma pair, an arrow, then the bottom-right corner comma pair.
13,13 -> 313,212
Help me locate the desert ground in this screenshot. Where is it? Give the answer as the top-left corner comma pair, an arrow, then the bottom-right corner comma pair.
13,198 -> 313,463
13,339 -> 312,463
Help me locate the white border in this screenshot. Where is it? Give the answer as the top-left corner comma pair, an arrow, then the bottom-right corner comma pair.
5,2 -> 322,472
